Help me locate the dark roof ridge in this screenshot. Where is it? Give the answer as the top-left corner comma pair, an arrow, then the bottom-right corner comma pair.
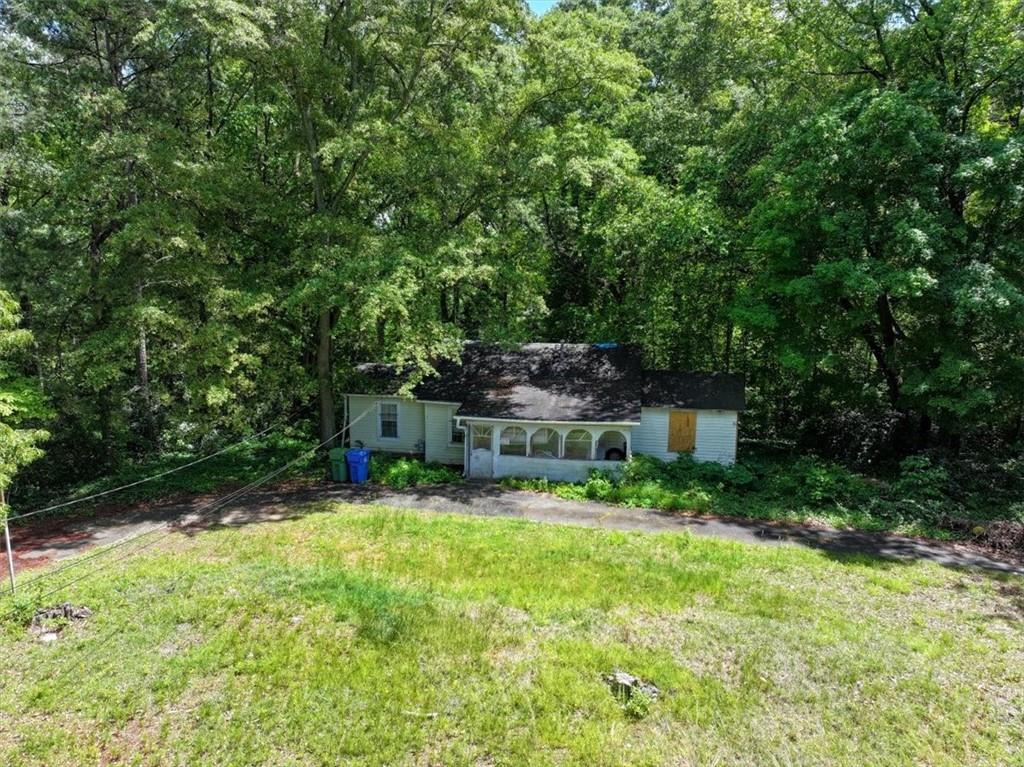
353,343 -> 745,418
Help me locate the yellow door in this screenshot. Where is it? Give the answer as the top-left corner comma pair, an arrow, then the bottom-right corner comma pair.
668,410 -> 696,453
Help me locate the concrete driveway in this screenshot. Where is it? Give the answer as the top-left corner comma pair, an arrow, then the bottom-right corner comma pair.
5,480 -> 1023,577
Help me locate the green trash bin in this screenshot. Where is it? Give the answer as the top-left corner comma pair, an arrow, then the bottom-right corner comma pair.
328,447 -> 348,482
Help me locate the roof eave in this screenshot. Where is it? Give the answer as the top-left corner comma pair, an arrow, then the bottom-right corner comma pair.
454,415 -> 641,426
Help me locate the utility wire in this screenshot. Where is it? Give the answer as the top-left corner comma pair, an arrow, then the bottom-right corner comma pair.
7,418 -> 293,524
3,410 -> 370,699
14,475 -> 260,593
15,408 -> 369,600
20,454 -> 301,595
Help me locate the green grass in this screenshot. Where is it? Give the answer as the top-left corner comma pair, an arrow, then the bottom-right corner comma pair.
1,504 -> 1021,765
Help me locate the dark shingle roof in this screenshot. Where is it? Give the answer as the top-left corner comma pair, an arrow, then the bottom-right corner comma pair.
354,343 -> 744,422
642,370 -> 746,411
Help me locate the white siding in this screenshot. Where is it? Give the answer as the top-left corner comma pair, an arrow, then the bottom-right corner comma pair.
492,455 -> 624,482
632,407 -> 738,465
632,407 -> 673,461
346,394 -> 425,454
693,411 -> 738,465
423,403 -> 464,465
344,396 -> 738,469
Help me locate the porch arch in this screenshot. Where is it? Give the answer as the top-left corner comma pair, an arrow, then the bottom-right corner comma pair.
499,426 -> 527,456
529,427 -> 560,458
596,430 -> 628,461
563,429 -> 593,460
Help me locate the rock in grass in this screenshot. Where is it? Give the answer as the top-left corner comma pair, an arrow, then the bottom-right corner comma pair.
29,603 -> 94,639
31,603 -> 93,625
604,670 -> 659,701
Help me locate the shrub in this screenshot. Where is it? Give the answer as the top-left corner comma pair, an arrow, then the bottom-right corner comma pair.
505,448 -> 1014,538
369,455 -> 463,489
865,456 -> 959,525
623,454 -> 756,490
582,471 -> 616,501
892,456 -> 949,501
1009,502 -> 1024,523
765,456 -> 872,508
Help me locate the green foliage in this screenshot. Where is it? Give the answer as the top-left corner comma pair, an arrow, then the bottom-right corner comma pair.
0,592 -> 37,626
368,455 -> 464,490
10,432 -> 321,519
0,291 -> 49,510
892,457 -> 951,502
763,458 -> 873,508
1008,502 -> 1024,524
507,449 -> 1017,539
623,453 -> 756,490
1,0 -> 1022,497
621,690 -> 654,721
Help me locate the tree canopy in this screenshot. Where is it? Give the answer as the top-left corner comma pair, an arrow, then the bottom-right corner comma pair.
1,0 -> 1021,486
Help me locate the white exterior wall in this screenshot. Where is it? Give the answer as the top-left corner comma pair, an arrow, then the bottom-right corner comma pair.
632,407 -> 673,462
693,411 -> 738,465
632,407 -> 738,465
492,455 -> 624,482
462,419 -> 635,480
346,394 -> 425,454
423,402 -> 464,465
345,395 -> 739,469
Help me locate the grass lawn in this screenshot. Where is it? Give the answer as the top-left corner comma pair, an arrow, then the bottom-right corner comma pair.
1,503 -> 1022,766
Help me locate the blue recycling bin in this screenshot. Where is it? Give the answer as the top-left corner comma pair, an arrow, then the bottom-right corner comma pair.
346,448 -> 371,484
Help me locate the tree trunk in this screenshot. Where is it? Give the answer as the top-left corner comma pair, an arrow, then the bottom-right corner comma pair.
205,40 -> 215,140
861,328 -> 902,408
722,319 -> 734,373
317,310 -> 336,445
917,412 -> 932,449
136,283 -> 158,448
298,93 -> 338,445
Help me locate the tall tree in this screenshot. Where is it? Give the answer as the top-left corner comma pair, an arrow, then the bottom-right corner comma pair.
254,0 -> 530,443
741,0 -> 1024,445
0,291 -> 48,510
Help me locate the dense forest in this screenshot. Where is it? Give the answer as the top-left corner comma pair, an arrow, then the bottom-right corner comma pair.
0,0 -> 1022,498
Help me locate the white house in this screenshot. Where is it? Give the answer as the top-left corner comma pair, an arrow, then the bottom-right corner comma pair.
343,343 -> 744,482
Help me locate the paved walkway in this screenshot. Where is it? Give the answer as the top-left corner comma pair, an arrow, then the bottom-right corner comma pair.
5,481 -> 1023,576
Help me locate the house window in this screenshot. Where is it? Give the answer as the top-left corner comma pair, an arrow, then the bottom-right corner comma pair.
499,426 -> 527,456
450,412 -> 464,444
379,402 -> 398,439
471,425 -> 492,450
563,429 -> 592,460
529,428 -> 559,458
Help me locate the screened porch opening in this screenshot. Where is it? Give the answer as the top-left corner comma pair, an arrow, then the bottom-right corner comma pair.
471,425 -> 492,450
596,430 -> 627,461
563,429 -> 593,460
529,428 -> 560,458
499,426 -> 527,456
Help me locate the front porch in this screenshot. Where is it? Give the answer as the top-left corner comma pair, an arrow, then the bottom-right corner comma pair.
460,419 -> 632,482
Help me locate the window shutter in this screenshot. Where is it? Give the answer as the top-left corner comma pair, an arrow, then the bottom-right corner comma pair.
668,410 -> 696,452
